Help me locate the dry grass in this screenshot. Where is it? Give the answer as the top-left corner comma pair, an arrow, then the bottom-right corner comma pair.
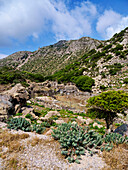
101,144 -> 128,170
27,136 -> 43,146
0,128 -> 29,169
0,129 -> 29,148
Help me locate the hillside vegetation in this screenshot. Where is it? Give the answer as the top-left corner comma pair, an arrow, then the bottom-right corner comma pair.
0,27 -> 128,92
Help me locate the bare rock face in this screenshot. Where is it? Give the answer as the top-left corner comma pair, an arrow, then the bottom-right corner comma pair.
0,83 -> 29,120
0,95 -> 14,120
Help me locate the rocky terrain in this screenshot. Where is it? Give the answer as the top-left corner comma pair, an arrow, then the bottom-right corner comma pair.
0,27 -> 128,169
0,37 -> 102,76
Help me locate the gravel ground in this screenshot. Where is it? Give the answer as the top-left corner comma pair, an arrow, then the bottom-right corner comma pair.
0,122 -> 107,170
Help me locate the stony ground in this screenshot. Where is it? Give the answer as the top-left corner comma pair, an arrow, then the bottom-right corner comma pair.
0,122 -> 107,170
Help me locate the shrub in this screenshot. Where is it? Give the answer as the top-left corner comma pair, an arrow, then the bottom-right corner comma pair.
75,75 -> 95,92
123,78 -> 128,84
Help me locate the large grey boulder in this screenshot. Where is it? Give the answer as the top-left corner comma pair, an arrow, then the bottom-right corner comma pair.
0,95 -> 14,120
0,83 -> 29,120
114,124 -> 128,136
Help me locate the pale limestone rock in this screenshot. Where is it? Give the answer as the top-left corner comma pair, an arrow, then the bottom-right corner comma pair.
93,122 -> 103,128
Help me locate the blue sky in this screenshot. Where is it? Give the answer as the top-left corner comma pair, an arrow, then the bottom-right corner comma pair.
0,0 -> 128,59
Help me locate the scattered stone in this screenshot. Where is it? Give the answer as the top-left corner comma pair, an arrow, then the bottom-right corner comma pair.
85,118 -> 93,125
93,122 -> 103,128
55,119 -> 65,124
71,121 -> 77,124
37,120 -> 42,124
77,116 -> 86,123
114,124 -> 128,136
41,111 -> 60,120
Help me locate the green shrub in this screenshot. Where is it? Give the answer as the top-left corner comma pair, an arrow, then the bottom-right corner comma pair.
15,113 -> 23,116
75,75 -> 95,92
103,44 -> 112,51
123,78 -> 128,84
25,113 -> 35,121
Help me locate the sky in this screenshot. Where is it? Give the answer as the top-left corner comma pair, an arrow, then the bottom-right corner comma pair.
0,0 -> 128,59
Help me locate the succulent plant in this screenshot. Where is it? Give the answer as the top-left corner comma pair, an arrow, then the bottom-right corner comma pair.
52,122 -> 128,163
7,117 -> 31,131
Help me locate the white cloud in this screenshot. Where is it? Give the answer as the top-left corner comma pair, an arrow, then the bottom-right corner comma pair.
96,10 -> 128,39
0,54 -> 8,59
0,0 -> 97,46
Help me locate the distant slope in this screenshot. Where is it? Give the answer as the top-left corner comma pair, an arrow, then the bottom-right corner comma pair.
0,37 -> 102,76
0,27 -> 128,93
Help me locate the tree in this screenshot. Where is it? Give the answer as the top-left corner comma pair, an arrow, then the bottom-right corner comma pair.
86,90 -> 128,129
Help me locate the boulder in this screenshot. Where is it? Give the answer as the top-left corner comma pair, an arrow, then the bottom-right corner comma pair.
21,106 -> 34,115
4,83 -> 29,106
114,124 -> 128,136
0,83 -> 29,120
0,95 -> 14,121
41,111 -> 60,120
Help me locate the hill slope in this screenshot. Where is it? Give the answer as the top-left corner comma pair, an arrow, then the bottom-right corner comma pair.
0,27 -> 128,93
0,37 -> 103,76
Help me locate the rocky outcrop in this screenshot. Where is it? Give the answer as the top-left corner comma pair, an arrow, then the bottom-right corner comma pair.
0,83 -> 29,120
0,95 -> 14,120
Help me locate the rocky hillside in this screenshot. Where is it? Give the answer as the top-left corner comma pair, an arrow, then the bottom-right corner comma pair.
0,37 -> 102,76
47,27 -> 128,93
0,27 -> 128,93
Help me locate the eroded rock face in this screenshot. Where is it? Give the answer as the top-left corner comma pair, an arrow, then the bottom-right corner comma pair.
0,95 -> 14,120
0,83 -> 29,120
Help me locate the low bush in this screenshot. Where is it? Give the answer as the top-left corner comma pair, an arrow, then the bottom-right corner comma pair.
123,78 -> 128,84
75,75 -> 95,92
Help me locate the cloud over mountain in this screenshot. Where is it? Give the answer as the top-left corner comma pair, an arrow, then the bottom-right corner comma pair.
96,10 -> 128,39
0,0 -> 97,46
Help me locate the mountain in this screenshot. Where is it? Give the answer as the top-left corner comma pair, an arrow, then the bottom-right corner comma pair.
0,37 -> 103,76
0,27 -> 128,93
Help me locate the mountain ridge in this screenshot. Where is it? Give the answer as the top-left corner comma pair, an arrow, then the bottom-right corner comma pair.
0,36 -> 104,75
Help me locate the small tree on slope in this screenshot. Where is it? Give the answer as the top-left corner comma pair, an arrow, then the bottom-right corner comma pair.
86,90 -> 128,130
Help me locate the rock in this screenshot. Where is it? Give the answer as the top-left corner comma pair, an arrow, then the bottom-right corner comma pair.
36,96 -> 54,102
21,106 -> 34,115
15,104 -> 21,113
37,120 -> 42,124
71,121 -> 77,124
77,116 -> 86,123
45,129 -> 53,135
114,124 -> 128,136
4,83 -> 29,105
27,100 -> 31,104
93,122 -> 103,128
55,119 -> 65,124
0,95 -> 14,121
0,84 -> 30,120
85,118 -> 93,125
25,118 -> 31,124
41,111 -> 60,120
